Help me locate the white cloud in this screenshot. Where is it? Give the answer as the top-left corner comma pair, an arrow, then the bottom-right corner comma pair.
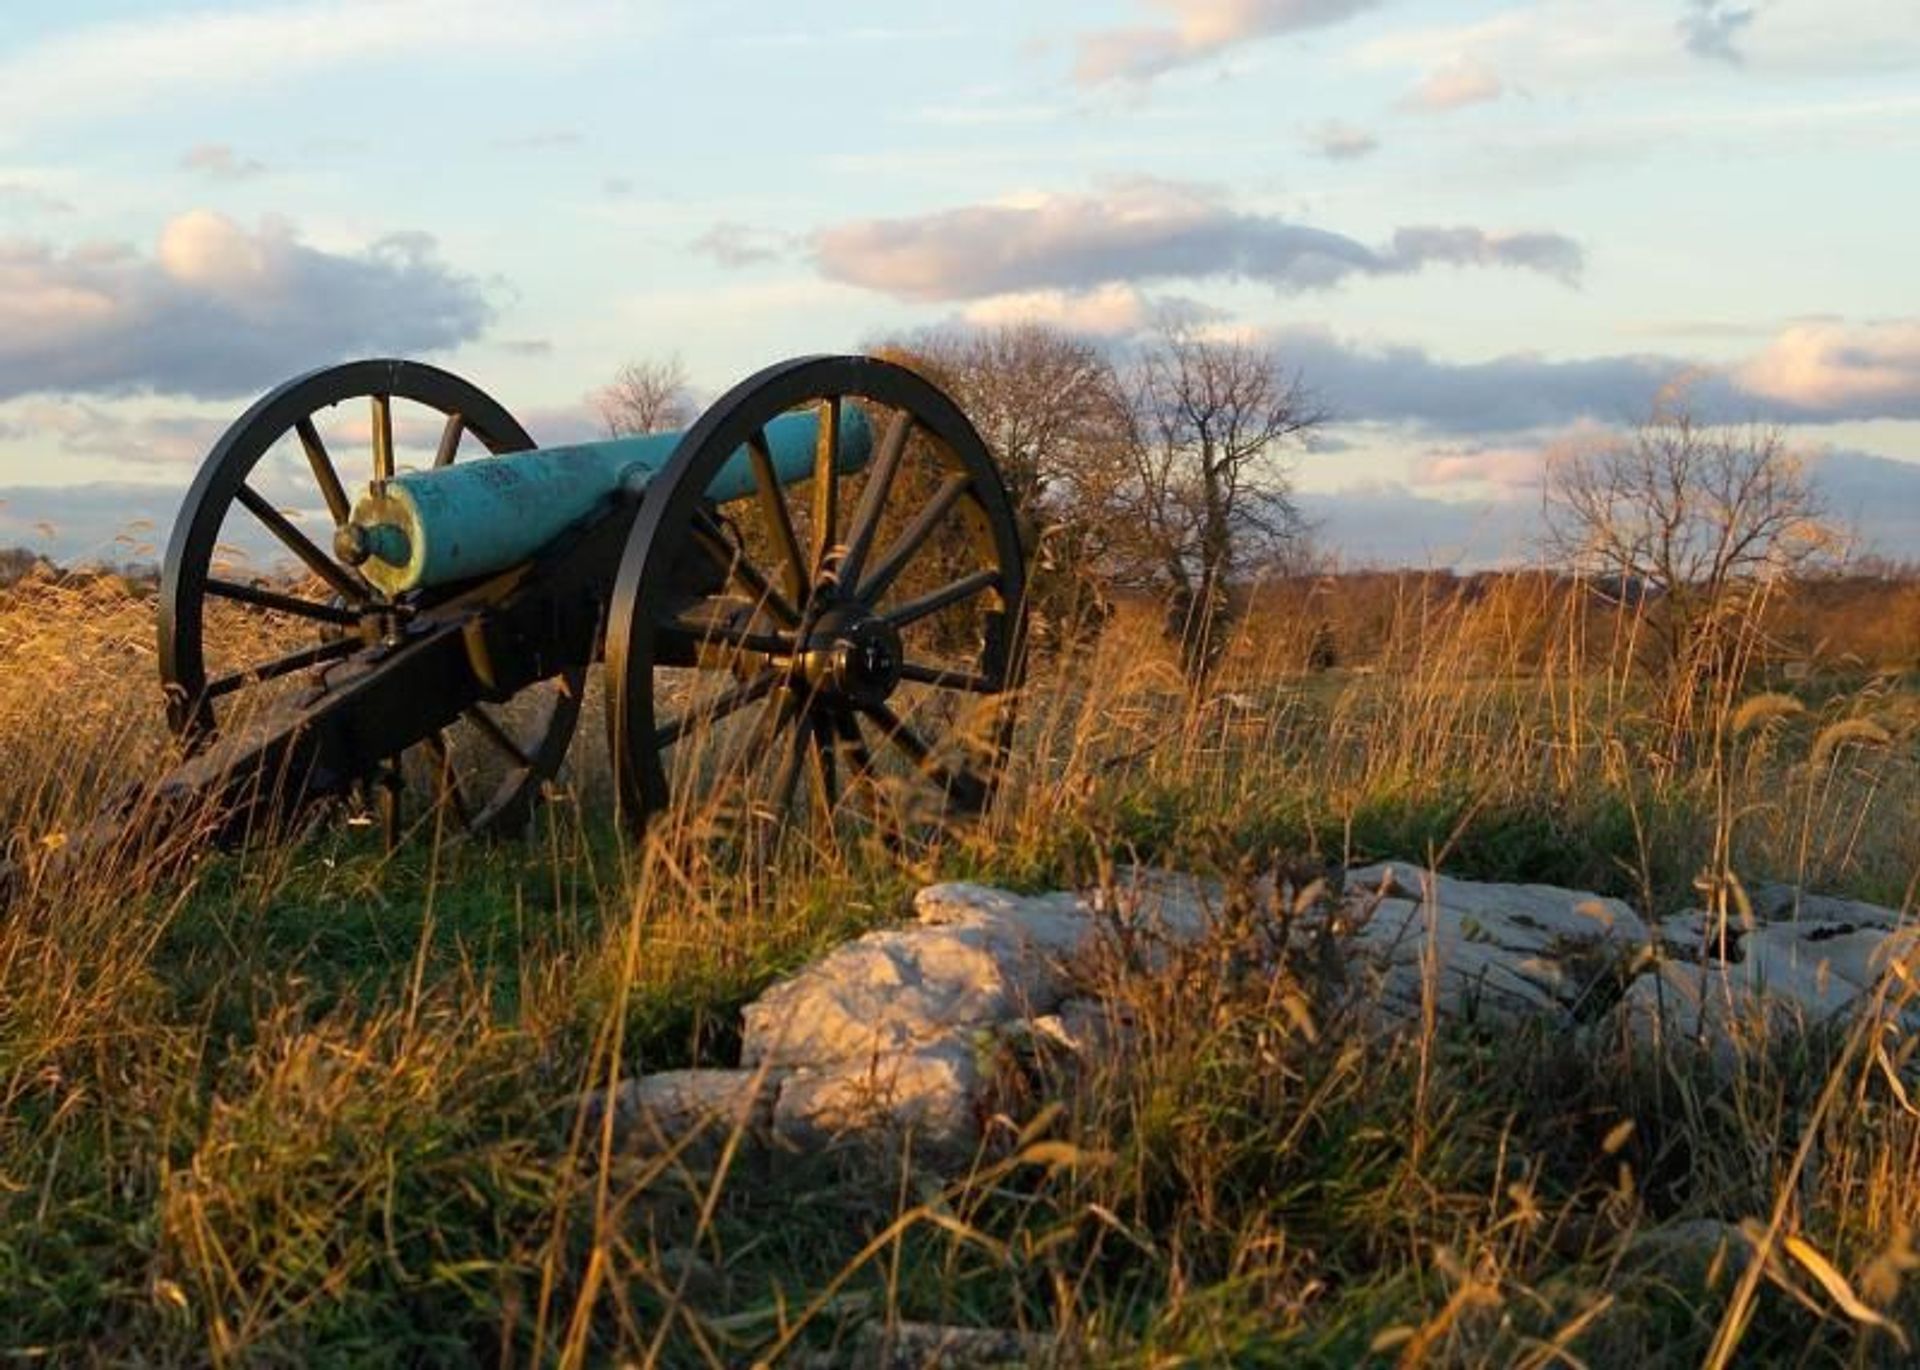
0,0 -> 636,139
0,181 -> 74,215
0,211 -> 492,400
1735,321 -> 1920,419
954,284 -> 1227,337
1077,0 -> 1387,85
1359,0 -> 1920,92
1400,60 -> 1504,112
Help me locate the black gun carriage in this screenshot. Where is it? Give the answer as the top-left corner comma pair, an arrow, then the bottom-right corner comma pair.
133,353 -> 1025,854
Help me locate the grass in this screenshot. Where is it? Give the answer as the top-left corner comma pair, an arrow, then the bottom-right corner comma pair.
3,567 -> 1920,1364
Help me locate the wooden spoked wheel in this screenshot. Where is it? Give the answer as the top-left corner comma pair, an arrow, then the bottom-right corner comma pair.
157,359 -> 582,838
605,355 -> 1026,852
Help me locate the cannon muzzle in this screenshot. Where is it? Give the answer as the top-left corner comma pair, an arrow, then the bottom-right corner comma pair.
348,404 -> 871,594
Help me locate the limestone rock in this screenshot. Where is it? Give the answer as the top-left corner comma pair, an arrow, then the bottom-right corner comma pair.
594,864 -> 1912,1166
773,1031 -> 984,1156
1341,862 -> 1652,1025
1621,902 -> 1919,1056
743,874 -> 1222,1071
599,1067 -> 780,1153
1747,882 -> 1910,931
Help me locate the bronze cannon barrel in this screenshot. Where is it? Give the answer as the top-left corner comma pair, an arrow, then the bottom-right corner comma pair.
344,404 -> 872,595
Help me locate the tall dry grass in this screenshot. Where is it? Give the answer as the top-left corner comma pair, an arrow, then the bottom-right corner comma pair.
1,565 -> 1918,1364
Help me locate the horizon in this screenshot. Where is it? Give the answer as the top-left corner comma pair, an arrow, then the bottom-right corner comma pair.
2,0 -> 1916,569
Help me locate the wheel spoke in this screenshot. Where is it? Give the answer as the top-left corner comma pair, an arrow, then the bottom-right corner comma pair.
206,577 -> 359,625
809,711 -> 839,815
856,472 -> 973,605
811,397 -> 840,577
235,484 -> 371,604
464,705 -> 532,769
656,602 -> 794,657
747,429 -> 808,605
856,699 -> 989,810
765,696 -> 812,828
371,394 -> 395,482
206,635 -> 358,698
433,411 -> 465,469
839,411 -> 913,590
884,568 -> 1000,630
295,417 -> 351,527
895,659 -> 1002,694
655,674 -> 777,749
830,707 -> 876,784
691,518 -> 800,627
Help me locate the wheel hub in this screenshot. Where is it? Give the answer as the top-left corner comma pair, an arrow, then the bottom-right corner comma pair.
798,604 -> 902,706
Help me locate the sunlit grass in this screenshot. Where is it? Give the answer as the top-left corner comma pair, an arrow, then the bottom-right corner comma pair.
2,565 -> 1919,1363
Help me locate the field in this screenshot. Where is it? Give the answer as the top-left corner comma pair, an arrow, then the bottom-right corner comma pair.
3,567 -> 1920,1366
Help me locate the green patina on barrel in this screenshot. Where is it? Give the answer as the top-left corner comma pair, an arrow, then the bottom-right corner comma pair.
350,404 -> 871,594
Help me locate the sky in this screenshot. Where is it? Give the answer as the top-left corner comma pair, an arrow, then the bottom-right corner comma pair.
1,0 -> 1916,568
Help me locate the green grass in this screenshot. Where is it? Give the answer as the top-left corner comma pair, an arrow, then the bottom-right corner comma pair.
7,579 -> 1920,1363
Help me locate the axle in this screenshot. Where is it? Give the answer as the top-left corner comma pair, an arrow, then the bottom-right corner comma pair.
341,404 -> 872,594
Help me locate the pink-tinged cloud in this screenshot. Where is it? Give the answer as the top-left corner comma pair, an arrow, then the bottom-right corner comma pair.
1401,59 -> 1503,111
1408,422 -> 1613,493
1734,320 -> 1920,418
809,180 -> 1583,301
1076,0 -> 1387,85
0,211 -> 490,400
1410,447 -> 1545,491
955,283 -> 1229,337
1267,317 -> 1920,433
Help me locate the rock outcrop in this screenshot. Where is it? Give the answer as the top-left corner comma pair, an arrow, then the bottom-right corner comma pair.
593,865 -> 1916,1163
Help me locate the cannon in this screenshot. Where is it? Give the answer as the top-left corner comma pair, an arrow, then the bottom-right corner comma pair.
139,354 -> 1025,852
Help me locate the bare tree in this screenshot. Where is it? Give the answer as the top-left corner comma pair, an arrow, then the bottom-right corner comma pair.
1115,325 -> 1325,678
873,323 -> 1132,646
876,324 -> 1127,515
593,356 -> 697,436
1543,401 -> 1837,736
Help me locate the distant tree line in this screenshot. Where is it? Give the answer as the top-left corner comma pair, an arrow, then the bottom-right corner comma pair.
595,330 -> 1849,706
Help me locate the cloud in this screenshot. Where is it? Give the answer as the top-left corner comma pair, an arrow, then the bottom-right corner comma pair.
1299,448 -> 1920,569
1680,0 -> 1757,63
0,182 -> 74,215
811,180 -> 1583,301
1302,120 -> 1380,159
1409,444 -> 1551,492
0,0 -> 633,141
1732,320 -> 1920,420
1277,318 -> 1920,437
954,283 -> 1226,337
0,210 -> 492,401
1272,327 -> 1684,432
1298,482 -> 1540,568
689,222 -> 786,268
180,143 -> 266,180
1807,449 -> 1920,557
0,398 -> 227,467
1361,0 -> 1920,90
1400,59 -> 1504,111
0,480 -> 184,563
1076,0 -> 1387,84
